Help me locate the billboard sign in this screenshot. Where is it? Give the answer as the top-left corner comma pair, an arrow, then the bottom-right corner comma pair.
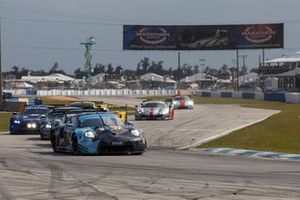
123,24 -> 284,50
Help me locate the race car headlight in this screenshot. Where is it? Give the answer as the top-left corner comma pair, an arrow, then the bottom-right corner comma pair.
84,130 -> 96,139
159,108 -> 168,114
27,123 -> 37,128
137,108 -> 143,113
45,124 -> 52,129
14,120 -> 21,124
187,100 -> 194,105
131,129 -> 140,137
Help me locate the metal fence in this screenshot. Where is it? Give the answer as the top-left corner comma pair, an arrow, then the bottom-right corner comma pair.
4,89 -> 177,97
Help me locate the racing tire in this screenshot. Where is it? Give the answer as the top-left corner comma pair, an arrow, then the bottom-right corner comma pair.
40,133 -> 45,140
135,116 -> 141,121
132,152 -> 144,155
9,128 -> 17,135
72,137 -> 80,155
51,135 -> 58,153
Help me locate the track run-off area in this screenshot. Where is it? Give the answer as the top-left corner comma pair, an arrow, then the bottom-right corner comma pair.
0,96 -> 299,200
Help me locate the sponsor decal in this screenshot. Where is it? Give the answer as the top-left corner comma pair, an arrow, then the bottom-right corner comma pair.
180,100 -> 185,108
25,106 -> 48,110
242,25 -> 276,44
136,27 -> 170,45
149,108 -> 154,116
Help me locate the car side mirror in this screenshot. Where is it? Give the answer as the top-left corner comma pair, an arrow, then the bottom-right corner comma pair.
135,105 -> 138,108
12,112 -> 17,116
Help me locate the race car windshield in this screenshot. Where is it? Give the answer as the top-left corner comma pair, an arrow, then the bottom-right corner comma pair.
101,116 -> 124,127
175,97 -> 184,101
49,113 -> 65,120
175,97 -> 188,101
79,116 -> 104,128
22,109 -> 48,115
142,103 -> 164,108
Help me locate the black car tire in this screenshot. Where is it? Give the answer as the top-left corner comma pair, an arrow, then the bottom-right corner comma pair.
51,135 -> 58,153
135,116 -> 141,121
72,137 -> 80,155
132,152 -> 144,155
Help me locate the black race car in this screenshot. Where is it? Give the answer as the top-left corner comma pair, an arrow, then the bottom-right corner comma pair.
50,112 -> 146,155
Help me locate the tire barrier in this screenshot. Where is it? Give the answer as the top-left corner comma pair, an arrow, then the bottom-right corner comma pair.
4,89 -> 177,97
242,92 -> 255,99
264,92 -> 286,102
201,91 -> 211,97
25,89 -> 37,95
193,90 -> 300,104
221,92 -> 232,98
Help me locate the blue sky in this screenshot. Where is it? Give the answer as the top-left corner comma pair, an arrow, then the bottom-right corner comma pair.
1,0 -> 300,73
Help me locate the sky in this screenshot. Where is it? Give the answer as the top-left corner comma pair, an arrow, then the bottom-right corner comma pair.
1,0 -> 300,73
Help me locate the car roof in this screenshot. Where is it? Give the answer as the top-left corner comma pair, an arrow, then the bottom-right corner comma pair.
25,105 -> 53,110
175,95 -> 190,99
143,101 -> 166,104
75,112 -> 116,118
68,101 -> 97,109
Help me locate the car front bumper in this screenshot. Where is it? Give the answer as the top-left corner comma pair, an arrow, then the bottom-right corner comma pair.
10,123 -> 41,134
98,140 -> 146,154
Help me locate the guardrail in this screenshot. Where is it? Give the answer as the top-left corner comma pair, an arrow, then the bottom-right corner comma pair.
4,89 -> 177,97
193,90 -> 300,104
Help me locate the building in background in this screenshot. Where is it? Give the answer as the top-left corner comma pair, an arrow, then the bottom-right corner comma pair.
259,52 -> 300,91
180,73 -> 217,89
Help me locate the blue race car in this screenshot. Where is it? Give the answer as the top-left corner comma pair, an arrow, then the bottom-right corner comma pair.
40,106 -> 105,140
50,112 -> 147,155
10,105 -> 53,134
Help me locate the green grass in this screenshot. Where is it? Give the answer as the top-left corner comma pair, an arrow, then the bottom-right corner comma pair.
198,98 -> 300,154
0,112 -> 12,132
139,96 -> 300,154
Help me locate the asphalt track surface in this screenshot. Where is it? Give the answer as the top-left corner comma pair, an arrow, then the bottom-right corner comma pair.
0,97 -> 299,199
81,96 -> 280,148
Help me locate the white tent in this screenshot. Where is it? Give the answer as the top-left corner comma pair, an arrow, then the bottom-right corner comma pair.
21,73 -> 74,83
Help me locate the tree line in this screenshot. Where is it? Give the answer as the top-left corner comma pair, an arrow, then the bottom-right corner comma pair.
4,57 -> 257,81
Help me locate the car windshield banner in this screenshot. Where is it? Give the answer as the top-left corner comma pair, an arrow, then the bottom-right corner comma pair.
123,24 -> 284,50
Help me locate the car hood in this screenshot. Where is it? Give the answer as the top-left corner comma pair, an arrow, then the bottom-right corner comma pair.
14,114 -> 43,122
94,127 -> 140,141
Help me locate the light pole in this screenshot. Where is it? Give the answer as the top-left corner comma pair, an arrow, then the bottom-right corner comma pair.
80,37 -> 96,88
239,54 -> 247,73
236,50 -> 239,90
199,58 -> 206,73
239,54 -> 247,86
